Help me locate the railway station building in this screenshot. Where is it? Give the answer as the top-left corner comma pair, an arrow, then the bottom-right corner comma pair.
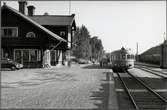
1,1 -> 76,68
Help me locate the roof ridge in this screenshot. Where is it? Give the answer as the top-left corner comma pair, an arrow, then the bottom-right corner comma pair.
30,15 -> 73,17
2,4 -> 66,42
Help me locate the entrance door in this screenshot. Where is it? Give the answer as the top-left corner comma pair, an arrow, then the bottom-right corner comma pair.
23,50 -> 29,66
14,50 -> 22,64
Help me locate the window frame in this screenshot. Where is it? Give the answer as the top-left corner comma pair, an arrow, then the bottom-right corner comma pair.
60,31 -> 66,37
26,32 -> 36,38
14,49 -> 40,63
1,27 -> 18,37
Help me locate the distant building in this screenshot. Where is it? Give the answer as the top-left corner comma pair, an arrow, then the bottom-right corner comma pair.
1,1 -> 76,68
138,40 -> 167,68
160,40 -> 167,68
138,45 -> 161,65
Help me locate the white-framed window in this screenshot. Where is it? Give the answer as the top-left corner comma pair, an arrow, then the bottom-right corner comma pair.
26,32 -> 36,38
1,27 -> 18,37
14,49 -> 40,64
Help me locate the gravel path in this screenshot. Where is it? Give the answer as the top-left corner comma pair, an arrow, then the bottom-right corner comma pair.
1,64 -> 111,109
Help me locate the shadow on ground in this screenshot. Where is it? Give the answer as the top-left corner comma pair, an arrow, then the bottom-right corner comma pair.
90,72 -> 110,109
82,64 -> 112,69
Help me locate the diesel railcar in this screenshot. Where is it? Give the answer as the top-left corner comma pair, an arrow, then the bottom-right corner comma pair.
111,47 -> 135,72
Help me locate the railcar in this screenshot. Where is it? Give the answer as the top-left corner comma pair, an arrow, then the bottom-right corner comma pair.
111,47 -> 135,72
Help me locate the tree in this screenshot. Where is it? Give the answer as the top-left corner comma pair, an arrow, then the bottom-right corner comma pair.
72,26 -> 104,62
72,25 -> 91,59
90,36 -> 104,61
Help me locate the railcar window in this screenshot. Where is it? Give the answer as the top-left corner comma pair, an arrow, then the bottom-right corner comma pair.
131,55 -> 134,59
122,55 -> 126,59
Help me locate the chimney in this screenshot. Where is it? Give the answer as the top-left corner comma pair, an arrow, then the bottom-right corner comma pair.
18,0 -> 27,14
27,5 -> 35,16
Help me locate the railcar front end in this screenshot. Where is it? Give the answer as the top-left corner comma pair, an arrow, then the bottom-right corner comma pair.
111,47 -> 135,72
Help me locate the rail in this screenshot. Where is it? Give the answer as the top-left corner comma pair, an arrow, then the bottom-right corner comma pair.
135,65 -> 167,79
116,72 -> 139,109
126,70 -> 167,103
116,70 -> 167,109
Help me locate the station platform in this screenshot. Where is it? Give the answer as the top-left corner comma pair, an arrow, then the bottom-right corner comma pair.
135,62 -> 160,68
135,62 -> 167,74
108,71 -> 118,109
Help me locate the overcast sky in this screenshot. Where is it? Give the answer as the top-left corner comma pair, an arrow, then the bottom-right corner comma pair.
2,1 -> 166,54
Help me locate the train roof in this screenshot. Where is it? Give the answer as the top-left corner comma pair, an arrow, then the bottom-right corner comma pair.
111,47 -> 134,55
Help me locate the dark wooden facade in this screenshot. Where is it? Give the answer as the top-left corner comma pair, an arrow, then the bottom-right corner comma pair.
1,4 -> 76,68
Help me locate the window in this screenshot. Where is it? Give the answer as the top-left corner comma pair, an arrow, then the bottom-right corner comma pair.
30,50 -> 37,61
23,50 -> 29,61
26,32 -> 36,38
131,55 -> 134,59
60,31 -> 65,36
122,55 -> 126,59
127,55 -> 131,59
14,49 -> 39,63
1,27 -> 18,37
127,54 -> 134,59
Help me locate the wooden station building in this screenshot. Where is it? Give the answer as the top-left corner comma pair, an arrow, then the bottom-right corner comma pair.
1,1 -> 76,68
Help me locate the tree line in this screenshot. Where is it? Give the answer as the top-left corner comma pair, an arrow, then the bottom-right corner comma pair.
72,25 -> 104,62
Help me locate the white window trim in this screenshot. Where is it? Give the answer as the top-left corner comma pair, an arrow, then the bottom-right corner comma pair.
14,49 -> 39,62
1,27 -> 18,37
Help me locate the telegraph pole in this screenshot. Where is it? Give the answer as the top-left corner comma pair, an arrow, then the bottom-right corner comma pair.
69,0 -> 71,15
136,42 -> 139,62
163,32 -> 166,42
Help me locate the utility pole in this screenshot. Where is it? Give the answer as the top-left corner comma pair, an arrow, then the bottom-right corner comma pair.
163,32 -> 166,42
136,42 -> 138,62
69,0 -> 71,15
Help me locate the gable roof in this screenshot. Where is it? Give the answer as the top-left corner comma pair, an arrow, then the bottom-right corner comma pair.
140,45 -> 161,56
1,5 -> 66,42
29,15 -> 75,26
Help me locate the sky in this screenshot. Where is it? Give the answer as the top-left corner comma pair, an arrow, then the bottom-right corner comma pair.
2,1 -> 166,54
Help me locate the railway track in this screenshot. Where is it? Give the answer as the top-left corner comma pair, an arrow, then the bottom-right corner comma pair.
116,70 -> 167,109
135,65 -> 167,79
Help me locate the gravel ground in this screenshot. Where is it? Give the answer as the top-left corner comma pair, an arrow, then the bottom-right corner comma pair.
1,64 -> 112,109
